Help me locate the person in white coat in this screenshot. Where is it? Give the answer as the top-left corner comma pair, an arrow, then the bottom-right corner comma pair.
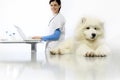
32,0 -> 66,55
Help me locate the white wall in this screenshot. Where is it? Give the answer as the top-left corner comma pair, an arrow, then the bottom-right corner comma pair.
0,0 -> 50,39
0,0 -> 120,43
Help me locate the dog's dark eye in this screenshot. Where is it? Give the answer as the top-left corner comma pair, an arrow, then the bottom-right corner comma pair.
86,27 -> 90,29
94,27 -> 97,30
94,27 -> 99,30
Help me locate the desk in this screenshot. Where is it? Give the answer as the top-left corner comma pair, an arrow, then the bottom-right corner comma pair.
0,40 -> 41,62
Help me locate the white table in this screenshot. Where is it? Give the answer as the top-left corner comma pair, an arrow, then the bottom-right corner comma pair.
0,40 -> 41,62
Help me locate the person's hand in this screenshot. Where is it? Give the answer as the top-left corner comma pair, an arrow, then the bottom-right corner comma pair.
32,36 -> 42,39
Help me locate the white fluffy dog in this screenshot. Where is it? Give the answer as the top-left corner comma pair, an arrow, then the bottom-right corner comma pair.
50,17 -> 111,57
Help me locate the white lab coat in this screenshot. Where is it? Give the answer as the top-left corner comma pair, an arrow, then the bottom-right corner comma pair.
45,13 -> 66,53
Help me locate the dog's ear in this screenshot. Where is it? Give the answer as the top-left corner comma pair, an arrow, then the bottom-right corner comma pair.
81,17 -> 86,24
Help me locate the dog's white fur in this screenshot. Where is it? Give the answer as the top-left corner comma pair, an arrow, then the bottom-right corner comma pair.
50,17 -> 111,56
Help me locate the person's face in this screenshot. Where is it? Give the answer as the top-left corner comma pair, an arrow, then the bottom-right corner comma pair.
50,1 -> 61,14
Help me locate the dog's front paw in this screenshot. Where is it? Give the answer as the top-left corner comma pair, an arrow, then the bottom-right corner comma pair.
95,45 -> 111,57
85,51 -> 95,57
95,48 -> 107,57
76,45 -> 95,57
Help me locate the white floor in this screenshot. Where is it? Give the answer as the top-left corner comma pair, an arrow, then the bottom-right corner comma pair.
0,40 -> 120,80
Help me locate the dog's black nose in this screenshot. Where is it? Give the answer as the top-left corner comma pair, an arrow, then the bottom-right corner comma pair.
92,33 -> 96,38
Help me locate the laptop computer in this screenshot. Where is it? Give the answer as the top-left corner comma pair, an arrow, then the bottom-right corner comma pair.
14,25 -> 41,41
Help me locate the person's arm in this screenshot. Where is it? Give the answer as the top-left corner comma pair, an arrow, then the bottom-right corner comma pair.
42,28 -> 61,41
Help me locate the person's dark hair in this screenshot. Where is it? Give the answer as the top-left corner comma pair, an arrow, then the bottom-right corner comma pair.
49,0 -> 61,12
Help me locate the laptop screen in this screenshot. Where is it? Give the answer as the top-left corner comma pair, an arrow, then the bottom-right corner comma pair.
14,25 -> 27,40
